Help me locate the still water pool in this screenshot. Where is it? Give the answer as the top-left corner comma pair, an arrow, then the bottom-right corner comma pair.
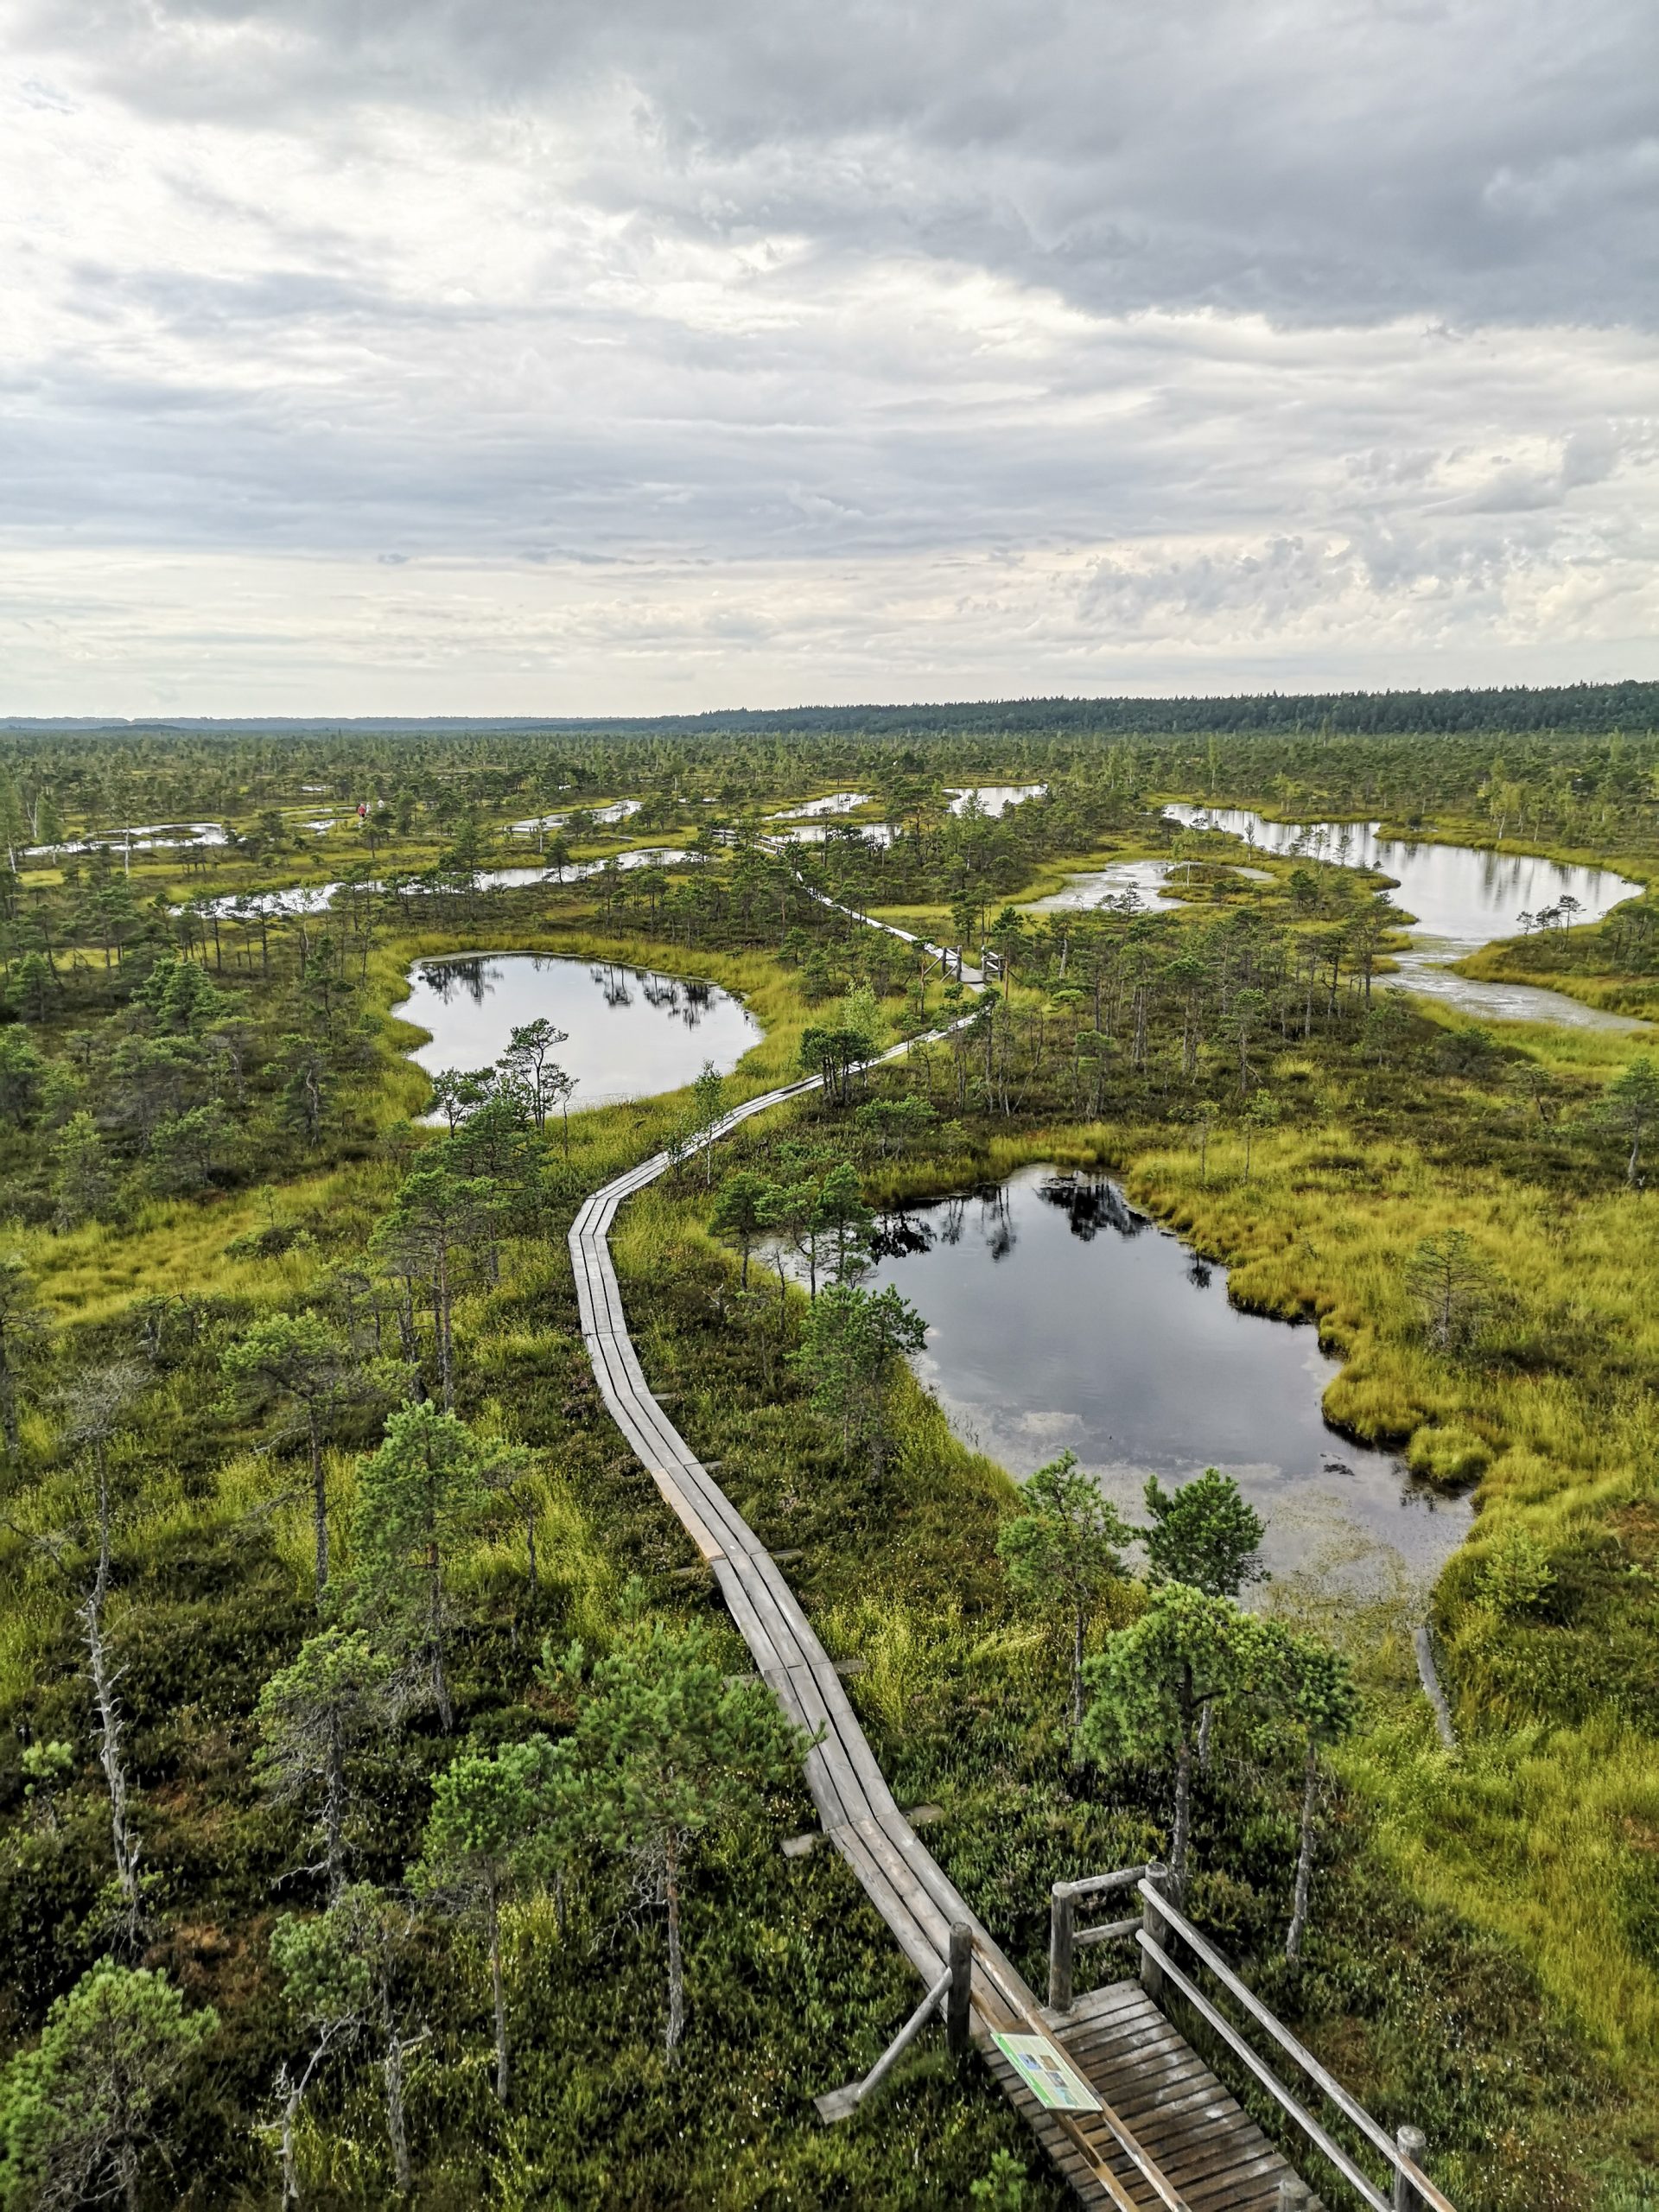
1166,804 -> 1644,1029
393,954 -> 761,1109
867,1165 -> 1472,1596
949,783 -> 1046,816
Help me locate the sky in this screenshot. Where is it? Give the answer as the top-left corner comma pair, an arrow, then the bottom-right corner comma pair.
3,0 -> 1657,715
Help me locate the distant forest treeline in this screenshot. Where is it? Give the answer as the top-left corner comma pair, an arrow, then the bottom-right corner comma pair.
7,677 -> 1659,741
6,680 -> 1659,856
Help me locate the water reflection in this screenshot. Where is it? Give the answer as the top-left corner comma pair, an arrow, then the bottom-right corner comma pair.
196,846 -> 693,918
510,799 -> 643,832
949,783 -> 1046,817
774,821 -> 897,849
393,953 -> 760,1109
769,791 -> 874,819
1166,804 -> 1645,1029
1033,857 -> 1274,914
865,1164 -> 1472,1597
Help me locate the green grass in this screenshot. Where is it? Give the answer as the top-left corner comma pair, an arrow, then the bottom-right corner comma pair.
9,825 -> 1659,2204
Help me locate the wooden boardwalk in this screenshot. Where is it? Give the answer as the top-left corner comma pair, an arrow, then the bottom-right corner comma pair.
567,954 -> 1320,2207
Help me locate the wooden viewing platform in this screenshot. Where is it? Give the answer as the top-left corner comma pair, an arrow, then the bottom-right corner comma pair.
569,909 -> 1453,2212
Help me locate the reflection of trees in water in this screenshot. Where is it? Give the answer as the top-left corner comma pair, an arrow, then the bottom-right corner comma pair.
423,958 -> 491,1006
981,1185 -> 1016,1261
1187,1255 -> 1213,1290
592,963 -> 633,1008
639,971 -> 715,1027
870,1213 -> 934,1262
411,957 -> 744,1069
869,1191 -> 983,1257
1036,1173 -> 1147,1243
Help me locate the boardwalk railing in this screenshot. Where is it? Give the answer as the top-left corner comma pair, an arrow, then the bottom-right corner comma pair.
1127,1875 -> 1454,2212
1047,1864 -> 1164,2013
816,1922 -> 973,2122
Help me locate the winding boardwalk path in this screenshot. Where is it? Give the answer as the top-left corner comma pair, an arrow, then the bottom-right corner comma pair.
568,941 -> 1318,2208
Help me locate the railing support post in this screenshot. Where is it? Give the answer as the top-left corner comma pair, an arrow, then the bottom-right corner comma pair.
947,1923 -> 973,2060
1393,2125 -> 1427,2211
1276,2179 -> 1311,2211
1140,1864 -> 1169,2006
1048,1885 -> 1076,2013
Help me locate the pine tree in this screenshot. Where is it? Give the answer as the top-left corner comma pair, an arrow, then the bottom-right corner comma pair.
351,1402 -> 524,1732
998,1450 -> 1129,1730
256,1628 -> 391,1897
1259,1623 -> 1360,1963
223,1313 -> 380,1604
545,1605 -> 803,2058
709,1170 -> 771,1288
412,1739 -> 560,2103
0,1961 -> 216,2212
1079,1585 -> 1267,1894
791,1282 -> 925,1475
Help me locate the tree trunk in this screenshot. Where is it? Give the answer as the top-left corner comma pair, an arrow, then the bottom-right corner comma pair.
85,1452 -> 141,1941
436,1251 -> 454,1409
1286,1736 -> 1319,1963
323,1711 -> 346,1897
428,1553 -> 454,1733
1071,1601 -> 1085,1733
308,1408 -> 328,1605
488,1875 -> 510,2104
1170,1735 -> 1193,1897
279,2077 -> 302,2205
0,1348 -> 16,1457
1197,1698 -> 1214,1772
664,1832 -> 686,2061
384,2031 -> 411,2196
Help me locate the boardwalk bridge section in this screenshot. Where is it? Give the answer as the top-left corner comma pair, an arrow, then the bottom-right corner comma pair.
569,898 -> 1453,2212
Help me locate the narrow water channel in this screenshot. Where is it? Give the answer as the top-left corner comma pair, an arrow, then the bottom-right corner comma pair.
392,954 -> 761,1108
866,1165 -> 1472,1596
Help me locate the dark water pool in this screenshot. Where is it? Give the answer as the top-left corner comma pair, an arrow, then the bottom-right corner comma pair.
393,954 -> 761,1109
868,1164 -> 1472,1594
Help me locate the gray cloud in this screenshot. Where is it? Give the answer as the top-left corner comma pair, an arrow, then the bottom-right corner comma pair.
1,0 -> 1656,708
33,0 -> 1659,325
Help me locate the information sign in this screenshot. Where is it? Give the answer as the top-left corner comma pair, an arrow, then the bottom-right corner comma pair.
989,2031 -> 1103,2113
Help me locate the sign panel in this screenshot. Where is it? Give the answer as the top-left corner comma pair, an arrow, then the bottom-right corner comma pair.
990,2031 -> 1103,2113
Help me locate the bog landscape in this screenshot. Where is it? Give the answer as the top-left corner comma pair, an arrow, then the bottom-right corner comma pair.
1,691 -> 1657,2209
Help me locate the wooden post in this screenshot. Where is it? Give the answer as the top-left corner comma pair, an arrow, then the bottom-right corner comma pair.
1048,1885 -> 1076,2014
947,1923 -> 973,2060
1393,2125 -> 1427,2212
1276,2179 -> 1311,2210
1141,1865 -> 1169,2005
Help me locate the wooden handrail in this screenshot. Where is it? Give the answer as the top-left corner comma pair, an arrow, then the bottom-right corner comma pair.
1139,1936 -> 1390,2212
1136,1881 -> 1459,2212
1055,1863 -> 1160,1901
1049,1864 -> 1163,2012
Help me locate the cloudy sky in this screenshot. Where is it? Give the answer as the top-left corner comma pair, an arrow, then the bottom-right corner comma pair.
3,0 -> 1656,714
